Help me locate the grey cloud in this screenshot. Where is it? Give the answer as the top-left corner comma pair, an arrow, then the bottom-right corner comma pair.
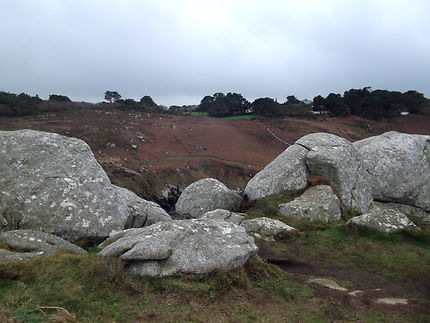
0,0 -> 429,106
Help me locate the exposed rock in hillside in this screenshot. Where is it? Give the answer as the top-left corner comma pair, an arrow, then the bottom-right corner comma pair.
296,133 -> 373,213
0,130 -> 170,243
279,185 -> 342,223
240,217 -> 298,241
0,229 -> 86,261
244,145 -> 309,201
354,131 -> 430,211
346,209 -> 418,233
100,219 -> 258,277
175,178 -> 243,218
199,209 -> 245,224
372,202 -> 430,222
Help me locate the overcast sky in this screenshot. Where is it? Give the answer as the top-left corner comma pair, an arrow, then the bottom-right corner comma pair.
0,0 -> 429,106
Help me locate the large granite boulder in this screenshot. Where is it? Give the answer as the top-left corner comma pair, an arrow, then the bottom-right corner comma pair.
0,229 -> 86,261
240,217 -> 298,241
346,209 -> 418,233
0,130 -> 170,242
175,178 -> 243,218
100,219 -> 258,277
279,185 -> 342,222
244,145 -> 309,201
296,133 -> 373,213
354,131 -> 430,211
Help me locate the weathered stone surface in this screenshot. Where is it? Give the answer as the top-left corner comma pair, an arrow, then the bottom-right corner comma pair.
0,130 -> 171,242
175,178 -> 243,218
375,298 -> 408,305
279,185 -> 342,223
354,131 -> 430,211
296,133 -> 373,213
372,202 -> 430,223
346,209 -> 418,233
240,217 -> 298,240
307,278 -> 348,291
244,145 -> 309,201
0,229 -> 86,261
100,219 -> 258,277
199,209 -> 245,224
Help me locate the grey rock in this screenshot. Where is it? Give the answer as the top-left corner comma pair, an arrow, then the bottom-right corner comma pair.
100,219 -> 258,277
346,209 -> 418,233
199,209 -> 245,224
279,185 -> 342,223
354,131 -> 430,211
372,202 -> 430,223
244,145 -> 310,201
175,178 -> 243,218
0,229 -> 86,261
240,217 -> 298,240
375,298 -> 408,305
297,133 -> 373,213
0,130 -> 170,242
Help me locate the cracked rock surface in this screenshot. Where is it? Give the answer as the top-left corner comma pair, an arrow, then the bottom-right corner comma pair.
175,178 -> 243,218
296,133 -> 373,214
0,229 -> 86,261
354,131 -> 430,212
0,130 -> 170,242
100,219 -> 258,277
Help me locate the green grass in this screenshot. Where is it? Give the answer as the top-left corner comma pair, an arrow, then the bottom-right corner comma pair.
0,249 -> 420,322
184,112 -> 256,120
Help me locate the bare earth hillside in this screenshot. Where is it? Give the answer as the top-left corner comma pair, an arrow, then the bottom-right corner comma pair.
0,110 -> 429,200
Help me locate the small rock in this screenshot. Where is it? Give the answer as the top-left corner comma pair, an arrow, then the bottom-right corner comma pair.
279,185 -> 342,223
307,278 -> 348,291
346,209 -> 418,233
375,297 -> 408,305
348,290 -> 364,297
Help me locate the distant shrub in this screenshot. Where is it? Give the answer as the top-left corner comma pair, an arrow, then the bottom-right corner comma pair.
49,94 -> 72,102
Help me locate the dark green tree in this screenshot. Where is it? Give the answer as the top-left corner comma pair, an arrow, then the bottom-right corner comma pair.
104,91 -> 122,103
140,95 -> 157,107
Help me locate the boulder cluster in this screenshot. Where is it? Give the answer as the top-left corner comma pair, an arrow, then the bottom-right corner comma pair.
0,129 -> 428,277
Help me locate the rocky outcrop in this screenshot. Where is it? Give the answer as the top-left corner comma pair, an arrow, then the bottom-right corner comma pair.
0,130 -> 171,243
296,133 -> 373,213
244,145 -> 309,200
199,209 -> 245,224
175,178 -> 243,218
354,131 -> 430,211
346,209 -> 418,233
0,229 -> 86,261
240,217 -> 298,240
100,219 -> 258,277
279,185 -> 342,223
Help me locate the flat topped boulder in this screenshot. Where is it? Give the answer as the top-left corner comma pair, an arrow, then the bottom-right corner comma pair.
296,133 -> 373,213
100,219 -> 258,277
279,185 -> 342,223
0,130 -> 170,242
346,209 -> 418,233
175,178 -> 243,218
0,229 -> 86,261
244,145 -> 310,201
354,131 -> 430,211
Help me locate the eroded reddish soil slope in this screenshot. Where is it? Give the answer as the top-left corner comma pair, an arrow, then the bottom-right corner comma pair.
1,110 -> 429,199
